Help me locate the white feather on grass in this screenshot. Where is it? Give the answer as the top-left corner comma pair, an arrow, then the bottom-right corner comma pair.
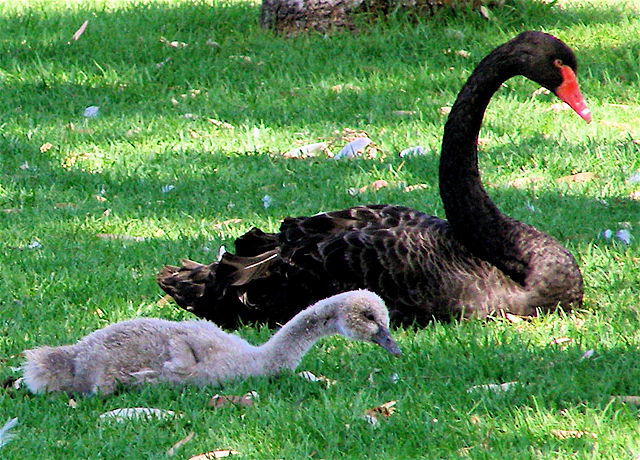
0,417 -> 18,448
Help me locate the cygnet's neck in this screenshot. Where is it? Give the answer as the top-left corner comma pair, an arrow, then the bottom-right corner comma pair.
257,296 -> 341,372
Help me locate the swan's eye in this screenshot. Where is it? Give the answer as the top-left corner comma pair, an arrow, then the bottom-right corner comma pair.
553,59 -> 563,68
364,312 -> 375,321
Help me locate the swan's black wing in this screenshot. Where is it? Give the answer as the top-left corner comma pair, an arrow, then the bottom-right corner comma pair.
158,204 -> 518,327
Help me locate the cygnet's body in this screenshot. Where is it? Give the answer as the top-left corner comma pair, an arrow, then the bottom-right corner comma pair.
23,290 -> 400,395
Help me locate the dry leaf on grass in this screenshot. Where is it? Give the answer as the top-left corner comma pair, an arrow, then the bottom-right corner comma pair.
615,395 -> 640,406
580,349 -> 595,360
229,55 -> 254,63
331,83 -> 363,93
335,137 -> 372,159
124,127 -> 142,137
208,392 -> 257,409
1,376 -> 23,390
630,191 -> 640,200
508,176 -> 544,188
392,110 -> 417,117
2,208 -> 22,214
551,429 -> 597,440
531,87 -> 551,97
207,119 -> 234,129
504,313 -> 526,323
54,202 -> 76,209
68,398 -> 77,409
212,218 -> 242,230
167,431 -> 195,456
556,172 -> 594,184
96,233 -> 146,242
403,183 -> 428,193
155,294 -> 173,308
364,400 -> 397,425
439,106 -> 452,116
40,142 -> 54,153
467,381 -> 519,393
479,5 -> 492,20
329,128 -> 379,159
356,179 -> 389,194
71,20 -> 89,41
283,142 -> 329,159
98,407 -> 179,422
160,37 -> 188,48
298,371 -> 337,387
189,449 -> 239,459
549,103 -> 571,113
550,337 -> 572,346
399,146 -> 426,158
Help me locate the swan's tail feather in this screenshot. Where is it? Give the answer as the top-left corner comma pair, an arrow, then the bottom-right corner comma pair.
234,227 -> 279,256
222,250 -> 279,286
23,346 -> 77,393
157,260 -> 214,311
156,227 -> 316,327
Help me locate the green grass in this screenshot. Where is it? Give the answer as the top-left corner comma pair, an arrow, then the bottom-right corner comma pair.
1,0 -> 639,457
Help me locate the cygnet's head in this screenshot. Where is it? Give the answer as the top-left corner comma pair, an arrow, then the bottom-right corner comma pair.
331,290 -> 401,356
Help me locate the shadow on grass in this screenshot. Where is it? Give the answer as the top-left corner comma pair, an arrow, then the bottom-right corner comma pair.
0,0 -> 637,133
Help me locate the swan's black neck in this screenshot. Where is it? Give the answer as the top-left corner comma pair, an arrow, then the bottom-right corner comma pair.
439,45 -> 530,277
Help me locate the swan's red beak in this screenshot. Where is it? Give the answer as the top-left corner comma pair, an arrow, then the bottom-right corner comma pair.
555,65 -> 592,123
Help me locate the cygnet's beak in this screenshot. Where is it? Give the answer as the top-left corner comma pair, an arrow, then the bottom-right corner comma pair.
372,326 -> 402,356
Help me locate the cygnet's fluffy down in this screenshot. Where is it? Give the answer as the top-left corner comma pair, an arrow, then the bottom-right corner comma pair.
23,290 -> 400,395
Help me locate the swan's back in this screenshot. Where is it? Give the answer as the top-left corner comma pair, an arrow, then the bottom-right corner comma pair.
160,204 -> 527,327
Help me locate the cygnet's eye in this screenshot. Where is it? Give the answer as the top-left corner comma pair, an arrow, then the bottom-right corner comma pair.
364,311 -> 375,321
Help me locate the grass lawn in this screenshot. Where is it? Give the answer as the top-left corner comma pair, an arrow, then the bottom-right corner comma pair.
1,0 -> 639,457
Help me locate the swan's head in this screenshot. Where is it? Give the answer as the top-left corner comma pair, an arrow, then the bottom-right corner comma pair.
330,290 -> 401,356
509,31 -> 591,123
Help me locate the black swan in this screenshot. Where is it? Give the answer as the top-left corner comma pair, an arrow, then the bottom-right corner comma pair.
24,290 -> 399,394
158,31 -> 591,327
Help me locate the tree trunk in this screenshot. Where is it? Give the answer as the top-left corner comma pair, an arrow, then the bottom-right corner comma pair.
260,0 -> 500,33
